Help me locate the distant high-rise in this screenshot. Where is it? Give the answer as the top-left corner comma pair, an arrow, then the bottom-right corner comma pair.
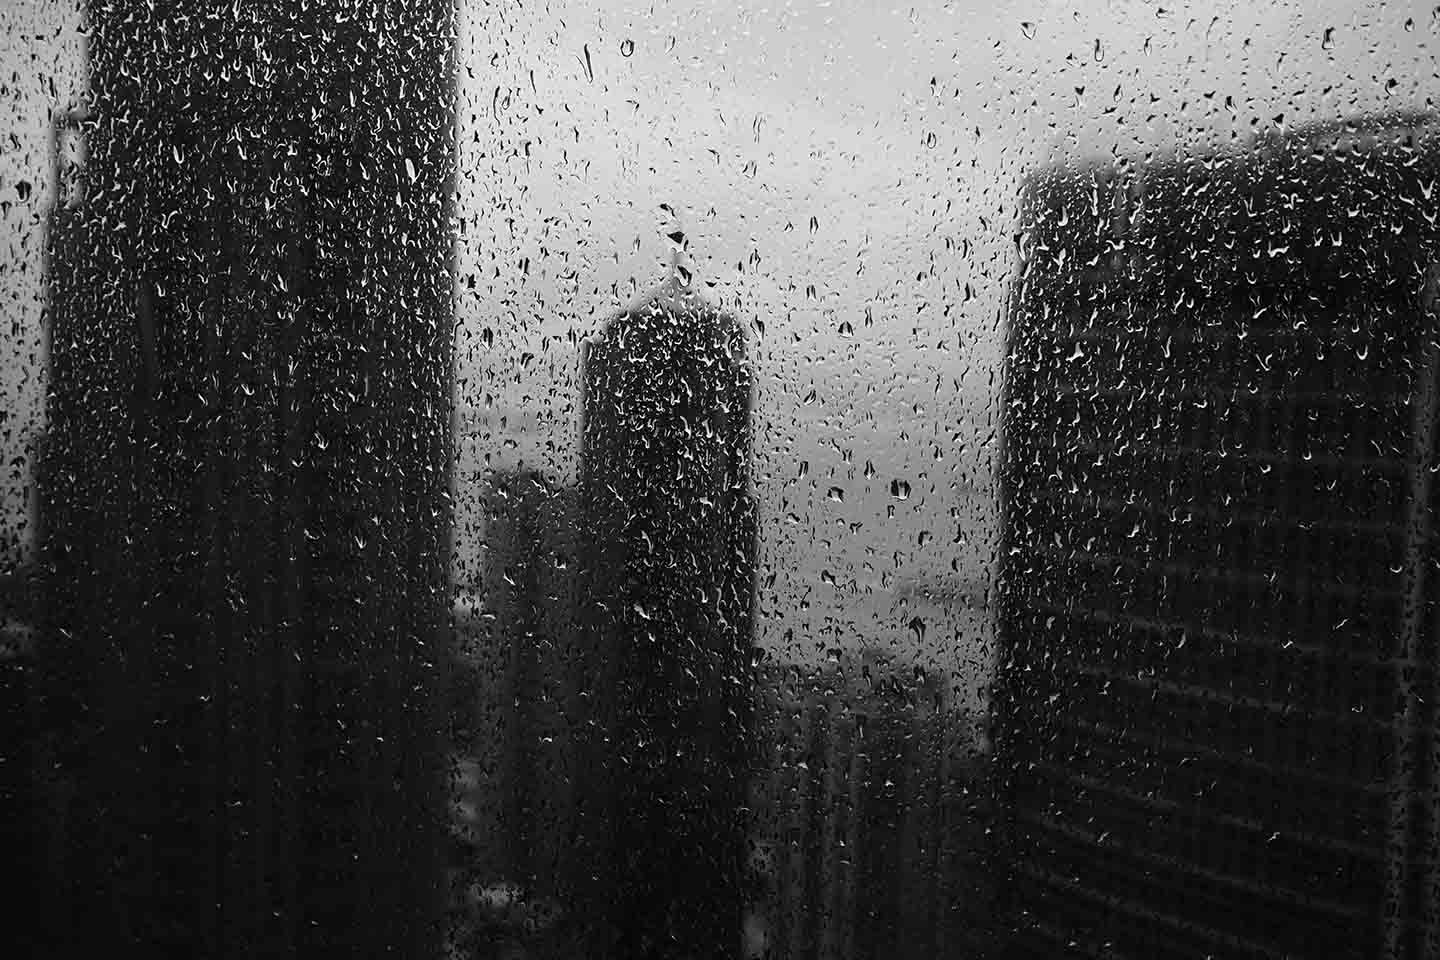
574,262 -> 758,958
448,468 -> 578,953
30,4 -> 456,957
747,651 -> 990,960
995,115 -> 1440,959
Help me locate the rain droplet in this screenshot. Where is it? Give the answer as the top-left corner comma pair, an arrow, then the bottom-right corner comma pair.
620,38 -> 635,57
1321,27 -> 1335,50
1020,21 -> 1036,39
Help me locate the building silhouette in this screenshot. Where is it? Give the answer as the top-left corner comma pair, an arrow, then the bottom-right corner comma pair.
994,114 -> 1440,959
27,3 -> 456,957
0,544 -> 38,948
746,651 -> 991,960
573,261 -> 758,958
448,469 -> 579,955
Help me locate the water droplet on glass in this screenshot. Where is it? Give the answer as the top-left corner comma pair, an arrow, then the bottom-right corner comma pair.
620,38 -> 634,57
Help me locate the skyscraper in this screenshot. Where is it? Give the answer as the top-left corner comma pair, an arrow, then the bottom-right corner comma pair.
30,3 -> 456,956
995,114 -> 1440,959
574,259 -> 758,958
447,468 -> 579,955
746,651 -> 990,960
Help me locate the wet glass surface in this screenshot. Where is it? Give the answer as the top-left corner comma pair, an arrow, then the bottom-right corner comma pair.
2,2 -> 1438,958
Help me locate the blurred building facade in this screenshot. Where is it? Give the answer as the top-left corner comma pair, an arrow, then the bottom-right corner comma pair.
27,3 -> 456,957
573,269 -> 758,958
746,651 -> 992,960
995,114 -> 1440,959
448,469 -> 579,955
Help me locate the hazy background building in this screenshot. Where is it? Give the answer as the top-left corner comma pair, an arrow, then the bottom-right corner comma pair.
994,114 -> 1440,959
746,649 -> 992,960
447,468 -> 579,955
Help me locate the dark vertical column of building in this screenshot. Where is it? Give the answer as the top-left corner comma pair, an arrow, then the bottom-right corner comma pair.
746,657 -> 986,960
993,117 -> 1440,959
574,276 -> 758,958
1416,260 -> 1440,957
487,471 -> 578,900
0,540 -> 39,948
32,2 -> 456,957
451,470 -> 577,898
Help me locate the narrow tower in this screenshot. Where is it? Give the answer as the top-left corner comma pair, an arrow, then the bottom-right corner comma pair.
574,217 -> 758,958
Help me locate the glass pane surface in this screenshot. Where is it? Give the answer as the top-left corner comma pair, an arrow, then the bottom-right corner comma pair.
2,2 -> 1437,958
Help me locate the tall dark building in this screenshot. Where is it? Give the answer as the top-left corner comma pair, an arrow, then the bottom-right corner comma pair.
574,265 -> 758,958
995,115 -> 1440,959
28,3 -> 456,957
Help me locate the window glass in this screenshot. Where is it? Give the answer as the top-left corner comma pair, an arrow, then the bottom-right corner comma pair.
3,2 -> 1438,958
